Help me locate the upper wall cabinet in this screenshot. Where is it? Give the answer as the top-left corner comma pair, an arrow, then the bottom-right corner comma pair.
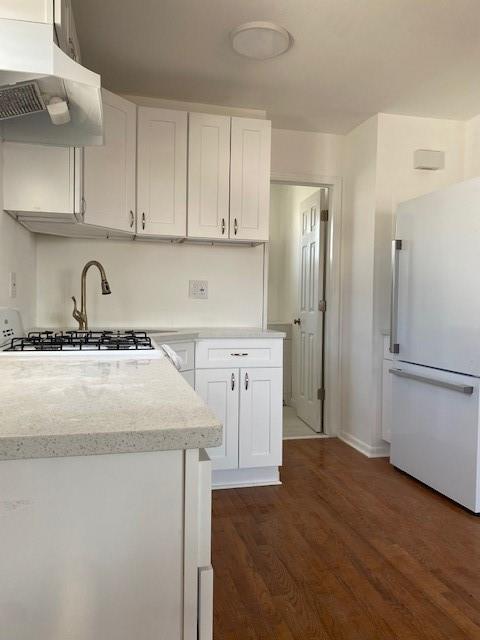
188,113 -> 230,240
3,142 -> 82,221
83,90 -> 136,233
137,107 -> 187,238
229,117 -> 271,242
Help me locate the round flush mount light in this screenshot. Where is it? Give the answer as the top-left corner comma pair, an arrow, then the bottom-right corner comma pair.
230,22 -> 293,60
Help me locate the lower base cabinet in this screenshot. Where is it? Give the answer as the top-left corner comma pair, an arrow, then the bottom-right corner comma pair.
195,368 -> 239,470
0,448 -> 212,640
195,340 -> 283,488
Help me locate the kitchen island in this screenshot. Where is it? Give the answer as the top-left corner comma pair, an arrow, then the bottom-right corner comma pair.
0,354 -> 221,640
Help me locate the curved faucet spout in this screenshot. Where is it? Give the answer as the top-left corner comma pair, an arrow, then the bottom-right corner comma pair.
72,260 -> 112,330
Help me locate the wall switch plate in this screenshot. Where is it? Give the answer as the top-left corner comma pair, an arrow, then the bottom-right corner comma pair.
189,280 -> 208,299
9,272 -> 16,299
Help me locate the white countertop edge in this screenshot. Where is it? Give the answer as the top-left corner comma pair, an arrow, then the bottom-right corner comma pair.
0,424 -> 223,462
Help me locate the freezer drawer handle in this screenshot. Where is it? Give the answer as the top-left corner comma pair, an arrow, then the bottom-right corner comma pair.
390,239 -> 402,354
389,368 -> 474,395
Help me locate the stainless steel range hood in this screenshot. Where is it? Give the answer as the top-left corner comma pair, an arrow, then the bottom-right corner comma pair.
0,18 -> 103,146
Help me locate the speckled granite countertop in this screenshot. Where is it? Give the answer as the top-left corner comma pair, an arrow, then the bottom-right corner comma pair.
33,327 -> 286,341
0,355 -> 222,461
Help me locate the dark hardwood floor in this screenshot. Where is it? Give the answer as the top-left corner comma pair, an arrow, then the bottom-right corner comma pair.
212,438 -> 480,640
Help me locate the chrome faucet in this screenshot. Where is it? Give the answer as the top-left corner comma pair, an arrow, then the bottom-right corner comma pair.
72,260 -> 112,330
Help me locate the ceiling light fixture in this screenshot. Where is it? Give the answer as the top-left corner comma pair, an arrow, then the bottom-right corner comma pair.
230,21 -> 292,60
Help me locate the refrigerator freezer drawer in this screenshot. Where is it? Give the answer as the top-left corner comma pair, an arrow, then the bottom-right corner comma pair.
390,362 -> 480,512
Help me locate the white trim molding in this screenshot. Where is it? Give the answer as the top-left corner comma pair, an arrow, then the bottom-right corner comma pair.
339,431 -> 390,458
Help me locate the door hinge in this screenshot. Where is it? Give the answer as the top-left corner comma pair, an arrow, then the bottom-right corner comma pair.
317,388 -> 325,401
320,209 -> 329,222
318,300 -> 326,312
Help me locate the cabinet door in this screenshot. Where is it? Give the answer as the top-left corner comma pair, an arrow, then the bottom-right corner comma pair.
2,142 -> 81,219
230,117 -> 271,242
137,107 -> 187,237
239,368 -> 282,468
188,113 -> 230,239
83,90 -> 136,233
195,369 -> 239,470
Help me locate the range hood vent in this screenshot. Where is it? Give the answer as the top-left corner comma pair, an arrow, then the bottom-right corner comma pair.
0,81 -> 45,120
0,18 -> 103,146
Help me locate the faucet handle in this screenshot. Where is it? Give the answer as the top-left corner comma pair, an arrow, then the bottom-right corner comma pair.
72,296 -> 83,328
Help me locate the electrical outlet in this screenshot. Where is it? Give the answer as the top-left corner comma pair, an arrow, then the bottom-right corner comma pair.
9,272 -> 16,299
189,280 -> 208,300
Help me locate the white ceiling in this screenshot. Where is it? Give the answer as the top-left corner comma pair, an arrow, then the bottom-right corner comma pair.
72,0 -> 480,134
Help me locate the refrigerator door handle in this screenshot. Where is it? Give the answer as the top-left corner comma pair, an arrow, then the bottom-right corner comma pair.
390,239 -> 402,354
389,368 -> 474,395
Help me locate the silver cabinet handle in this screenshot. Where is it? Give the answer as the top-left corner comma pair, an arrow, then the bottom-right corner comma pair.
230,352 -> 248,357
390,239 -> 402,354
389,368 -> 474,395
234,218 -> 238,236
130,210 -> 135,229
142,212 -> 146,231
221,218 -> 225,235
245,372 -> 249,390
231,373 -> 235,391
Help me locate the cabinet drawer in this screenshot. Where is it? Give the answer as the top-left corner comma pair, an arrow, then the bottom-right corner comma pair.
196,339 -> 282,369
158,340 -> 195,371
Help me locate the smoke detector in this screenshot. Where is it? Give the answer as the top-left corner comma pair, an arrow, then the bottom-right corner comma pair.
230,22 -> 293,60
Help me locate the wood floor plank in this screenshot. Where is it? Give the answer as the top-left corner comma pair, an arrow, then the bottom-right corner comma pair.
212,439 -> 480,639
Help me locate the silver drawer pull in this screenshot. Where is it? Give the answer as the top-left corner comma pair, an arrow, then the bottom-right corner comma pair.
389,368 -> 474,395
231,352 -> 248,357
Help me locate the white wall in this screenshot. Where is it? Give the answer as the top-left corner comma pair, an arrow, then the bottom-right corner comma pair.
464,113 -> 480,179
340,112 -> 467,455
0,141 -> 37,328
340,115 -> 379,453
36,236 -> 264,328
271,128 -> 343,178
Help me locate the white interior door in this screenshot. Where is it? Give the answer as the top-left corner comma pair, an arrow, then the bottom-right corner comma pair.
195,368 -> 239,470
295,189 -> 328,432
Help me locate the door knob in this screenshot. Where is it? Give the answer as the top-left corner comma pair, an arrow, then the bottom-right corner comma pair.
293,318 -> 301,325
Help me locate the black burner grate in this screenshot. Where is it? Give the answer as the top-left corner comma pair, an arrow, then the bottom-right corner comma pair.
5,330 -> 154,352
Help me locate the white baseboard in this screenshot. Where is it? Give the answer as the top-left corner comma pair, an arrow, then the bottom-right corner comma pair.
338,432 -> 390,458
212,466 -> 281,489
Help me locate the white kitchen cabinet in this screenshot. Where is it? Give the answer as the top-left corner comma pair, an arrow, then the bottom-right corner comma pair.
54,0 -> 80,61
196,368 -> 239,471
3,142 -> 83,220
195,338 -> 283,487
0,0 -> 53,21
1,447 -> 213,640
137,107 -> 187,238
229,117 -> 271,242
83,90 -> 136,233
187,113 -> 230,239
239,367 -> 282,469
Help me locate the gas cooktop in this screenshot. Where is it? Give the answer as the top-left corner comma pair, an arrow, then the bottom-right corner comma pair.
5,330 -> 154,352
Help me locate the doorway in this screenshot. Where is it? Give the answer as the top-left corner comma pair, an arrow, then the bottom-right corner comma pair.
267,182 -> 331,440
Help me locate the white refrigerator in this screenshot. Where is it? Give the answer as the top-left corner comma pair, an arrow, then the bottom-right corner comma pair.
390,177 -> 480,513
